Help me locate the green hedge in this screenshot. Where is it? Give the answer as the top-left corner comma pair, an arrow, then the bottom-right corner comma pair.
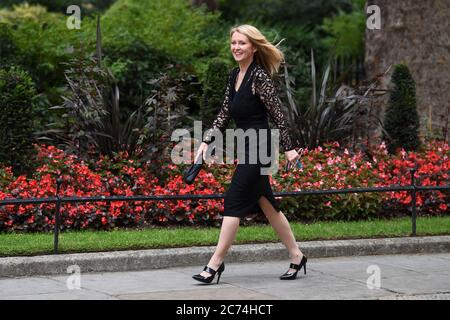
101,0 -> 226,82
0,66 -> 38,176
200,58 -> 230,126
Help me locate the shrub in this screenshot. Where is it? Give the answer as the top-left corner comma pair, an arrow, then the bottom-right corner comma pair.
101,0 -> 223,81
218,0 -> 352,31
38,18 -> 193,168
0,23 -> 17,67
283,49 -> 359,149
0,4 -> 97,105
383,63 -> 421,154
0,66 -> 38,176
102,40 -> 177,110
321,0 -> 366,60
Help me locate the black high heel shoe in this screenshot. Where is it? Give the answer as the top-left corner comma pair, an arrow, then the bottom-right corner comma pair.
192,262 -> 225,284
280,255 -> 307,280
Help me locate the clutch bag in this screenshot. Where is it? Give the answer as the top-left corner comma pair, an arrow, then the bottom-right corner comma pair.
183,157 -> 203,185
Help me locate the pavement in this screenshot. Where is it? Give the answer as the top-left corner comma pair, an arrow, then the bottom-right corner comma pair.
0,253 -> 449,300
0,236 -> 449,300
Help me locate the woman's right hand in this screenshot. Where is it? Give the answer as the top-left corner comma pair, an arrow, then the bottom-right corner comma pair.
194,142 -> 209,163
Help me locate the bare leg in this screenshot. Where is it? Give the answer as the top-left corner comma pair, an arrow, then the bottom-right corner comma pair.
200,216 -> 240,277
258,196 -> 304,273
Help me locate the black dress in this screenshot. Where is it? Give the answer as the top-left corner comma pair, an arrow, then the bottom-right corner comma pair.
202,60 -> 298,217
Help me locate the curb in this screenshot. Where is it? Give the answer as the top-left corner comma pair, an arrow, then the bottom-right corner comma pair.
1,236 -> 449,278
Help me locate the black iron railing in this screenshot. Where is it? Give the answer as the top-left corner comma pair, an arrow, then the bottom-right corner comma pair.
1,166 -> 449,254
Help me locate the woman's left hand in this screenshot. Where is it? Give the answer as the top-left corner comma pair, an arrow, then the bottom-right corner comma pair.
285,148 -> 301,162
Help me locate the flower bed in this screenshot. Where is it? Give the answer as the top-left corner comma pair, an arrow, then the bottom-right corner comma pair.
271,140 -> 449,221
0,145 -> 225,231
0,140 -> 449,231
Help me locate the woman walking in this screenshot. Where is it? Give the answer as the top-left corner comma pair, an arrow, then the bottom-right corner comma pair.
192,24 -> 307,284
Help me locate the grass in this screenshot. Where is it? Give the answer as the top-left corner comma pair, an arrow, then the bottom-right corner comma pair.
0,216 -> 449,257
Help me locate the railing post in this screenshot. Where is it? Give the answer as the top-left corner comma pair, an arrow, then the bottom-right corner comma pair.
410,166 -> 418,236
54,177 -> 63,254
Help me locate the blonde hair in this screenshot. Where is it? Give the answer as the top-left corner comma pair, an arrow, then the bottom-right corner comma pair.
230,24 -> 285,76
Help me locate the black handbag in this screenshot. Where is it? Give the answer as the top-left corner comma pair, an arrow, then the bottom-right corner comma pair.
183,157 -> 203,185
